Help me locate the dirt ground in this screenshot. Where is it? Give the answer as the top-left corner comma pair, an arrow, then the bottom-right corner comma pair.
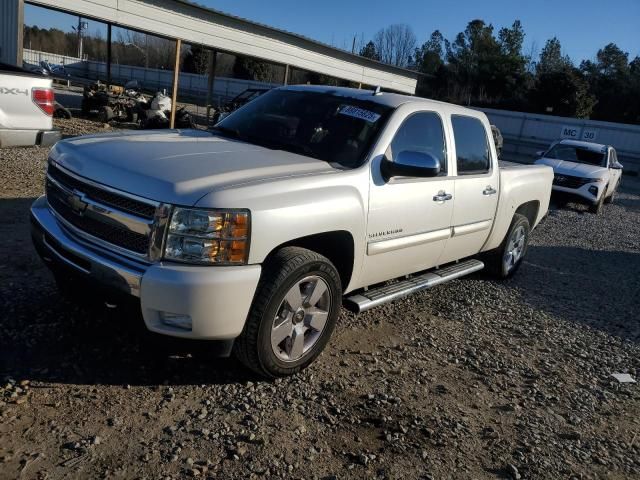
0,119 -> 639,480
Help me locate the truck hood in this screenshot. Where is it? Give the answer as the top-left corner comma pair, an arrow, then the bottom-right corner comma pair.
536,158 -> 607,178
50,129 -> 336,205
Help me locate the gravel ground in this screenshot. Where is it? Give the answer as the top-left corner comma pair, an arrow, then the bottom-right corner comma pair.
1,120 -> 639,480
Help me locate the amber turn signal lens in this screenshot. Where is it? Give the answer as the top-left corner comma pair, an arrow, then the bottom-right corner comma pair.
227,213 -> 249,238
165,208 -> 250,264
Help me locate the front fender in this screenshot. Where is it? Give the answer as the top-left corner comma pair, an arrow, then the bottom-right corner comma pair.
195,170 -> 368,290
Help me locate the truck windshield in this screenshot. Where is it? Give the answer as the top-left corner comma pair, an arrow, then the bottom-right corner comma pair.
546,144 -> 606,166
212,89 -> 393,168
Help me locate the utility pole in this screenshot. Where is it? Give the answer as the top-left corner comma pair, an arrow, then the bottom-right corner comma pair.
72,17 -> 88,59
78,17 -> 83,59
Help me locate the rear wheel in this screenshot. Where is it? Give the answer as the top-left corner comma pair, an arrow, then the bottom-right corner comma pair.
233,247 -> 342,378
484,214 -> 530,279
53,103 -> 72,119
98,106 -> 114,123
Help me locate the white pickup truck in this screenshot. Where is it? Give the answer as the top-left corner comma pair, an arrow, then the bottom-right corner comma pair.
31,86 -> 553,377
0,63 -> 61,148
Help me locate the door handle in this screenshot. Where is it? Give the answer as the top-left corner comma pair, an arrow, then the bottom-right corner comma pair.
483,186 -> 497,196
433,191 -> 453,202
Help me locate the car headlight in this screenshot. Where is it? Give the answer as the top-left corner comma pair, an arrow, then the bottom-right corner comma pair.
586,177 -> 604,183
164,208 -> 250,264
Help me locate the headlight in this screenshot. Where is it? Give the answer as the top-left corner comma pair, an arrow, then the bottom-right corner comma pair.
586,177 -> 604,183
164,208 -> 250,264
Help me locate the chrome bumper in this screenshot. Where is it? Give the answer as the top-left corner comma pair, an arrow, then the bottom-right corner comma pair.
30,196 -> 146,297
0,128 -> 61,148
31,195 -> 262,341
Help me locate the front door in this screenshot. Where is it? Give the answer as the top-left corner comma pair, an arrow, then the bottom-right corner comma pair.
361,110 -> 455,286
606,148 -> 622,195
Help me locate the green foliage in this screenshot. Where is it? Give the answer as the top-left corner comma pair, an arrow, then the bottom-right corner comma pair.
233,57 -> 272,82
359,41 -> 379,61
536,37 -> 573,74
530,68 -> 596,118
580,44 -> 639,123
183,45 -> 210,75
402,20 -> 639,123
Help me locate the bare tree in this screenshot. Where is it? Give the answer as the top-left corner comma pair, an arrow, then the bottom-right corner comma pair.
373,24 -> 417,67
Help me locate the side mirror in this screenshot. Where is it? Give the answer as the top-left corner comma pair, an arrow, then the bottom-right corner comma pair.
381,151 -> 440,180
610,162 -> 623,170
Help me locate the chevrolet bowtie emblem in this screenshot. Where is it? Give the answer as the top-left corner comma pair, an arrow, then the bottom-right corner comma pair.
68,191 -> 88,215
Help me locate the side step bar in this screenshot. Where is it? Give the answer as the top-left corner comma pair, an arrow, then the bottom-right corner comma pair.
344,259 -> 484,313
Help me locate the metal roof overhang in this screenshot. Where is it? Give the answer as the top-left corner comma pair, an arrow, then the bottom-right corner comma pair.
26,0 -> 418,94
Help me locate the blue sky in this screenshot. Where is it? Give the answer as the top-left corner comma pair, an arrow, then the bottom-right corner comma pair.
25,1 -> 640,63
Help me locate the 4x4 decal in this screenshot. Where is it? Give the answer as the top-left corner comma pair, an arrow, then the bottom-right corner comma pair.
0,87 -> 29,95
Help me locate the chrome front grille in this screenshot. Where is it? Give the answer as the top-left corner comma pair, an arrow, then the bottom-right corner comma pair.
48,165 -> 157,219
45,162 -> 163,258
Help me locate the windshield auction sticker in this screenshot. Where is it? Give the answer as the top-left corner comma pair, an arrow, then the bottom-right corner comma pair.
339,105 -> 381,123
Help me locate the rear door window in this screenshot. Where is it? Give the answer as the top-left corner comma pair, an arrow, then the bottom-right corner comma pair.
451,115 -> 490,175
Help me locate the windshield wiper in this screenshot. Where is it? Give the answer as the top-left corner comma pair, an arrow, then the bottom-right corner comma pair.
210,125 -> 243,140
264,140 -> 318,158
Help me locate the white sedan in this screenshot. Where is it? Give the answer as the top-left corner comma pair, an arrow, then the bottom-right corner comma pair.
535,139 -> 623,214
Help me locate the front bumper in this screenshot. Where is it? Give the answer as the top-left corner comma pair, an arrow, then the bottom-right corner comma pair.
551,183 -> 602,204
31,196 -> 261,340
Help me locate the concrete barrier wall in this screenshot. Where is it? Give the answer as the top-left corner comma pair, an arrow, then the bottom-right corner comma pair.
23,49 -> 278,105
478,107 -> 640,175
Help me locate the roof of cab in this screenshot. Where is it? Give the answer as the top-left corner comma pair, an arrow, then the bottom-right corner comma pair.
558,139 -> 609,152
278,85 -> 484,117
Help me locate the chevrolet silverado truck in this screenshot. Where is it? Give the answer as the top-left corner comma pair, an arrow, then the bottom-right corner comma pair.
0,62 -> 61,148
535,139 -> 623,214
31,86 -> 553,377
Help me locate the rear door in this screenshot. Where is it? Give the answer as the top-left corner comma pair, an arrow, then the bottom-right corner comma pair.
438,114 -> 499,264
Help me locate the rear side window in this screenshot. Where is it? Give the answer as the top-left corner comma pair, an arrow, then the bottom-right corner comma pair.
451,115 -> 490,175
390,111 -> 447,174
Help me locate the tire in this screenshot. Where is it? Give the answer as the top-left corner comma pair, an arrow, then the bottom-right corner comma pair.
53,102 -> 71,119
98,106 -> 114,123
127,111 -> 138,124
589,189 -> 606,214
484,213 -> 531,279
604,184 -> 617,204
234,247 -> 342,378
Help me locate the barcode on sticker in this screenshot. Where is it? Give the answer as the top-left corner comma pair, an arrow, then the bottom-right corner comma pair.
339,105 -> 381,123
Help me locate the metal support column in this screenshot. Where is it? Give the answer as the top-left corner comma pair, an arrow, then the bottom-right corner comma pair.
170,38 -> 182,129
283,64 -> 290,85
16,0 -> 24,66
205,49 -> 217,126
106,24 -> 112,88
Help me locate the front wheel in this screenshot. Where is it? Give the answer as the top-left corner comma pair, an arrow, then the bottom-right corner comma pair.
233,247 -> 342,378
589,190 -> 606,214
604,183 -> 617,204
484,213 -> 531,279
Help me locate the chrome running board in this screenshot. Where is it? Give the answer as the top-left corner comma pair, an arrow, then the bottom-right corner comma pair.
344,259 -> 484,313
